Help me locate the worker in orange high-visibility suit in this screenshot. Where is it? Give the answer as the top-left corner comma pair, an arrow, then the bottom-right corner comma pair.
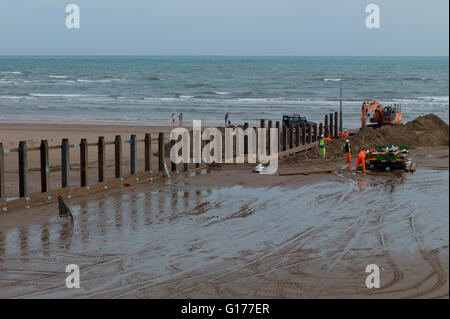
341,129 -> 349,139
343,139 -> 352,169
355,149 -> 369,172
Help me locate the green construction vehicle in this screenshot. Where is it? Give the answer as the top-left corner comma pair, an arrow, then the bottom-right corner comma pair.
368,145 -> 410,170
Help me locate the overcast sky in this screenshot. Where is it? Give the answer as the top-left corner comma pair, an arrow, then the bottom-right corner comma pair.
0,0 -> 448,55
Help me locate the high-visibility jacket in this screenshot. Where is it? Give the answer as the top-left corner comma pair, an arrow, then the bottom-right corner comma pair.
358,150 -> 368,159
344,143 -> 351,153
318,138 -> 325,148
341,132 -> 349,139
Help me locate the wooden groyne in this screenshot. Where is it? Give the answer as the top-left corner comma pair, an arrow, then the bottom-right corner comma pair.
0,111 -> 340,212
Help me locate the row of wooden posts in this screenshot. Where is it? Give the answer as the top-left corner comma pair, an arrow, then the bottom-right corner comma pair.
0,133 -> 177,200
0,111 -> 339,201
261,111 -> 339,152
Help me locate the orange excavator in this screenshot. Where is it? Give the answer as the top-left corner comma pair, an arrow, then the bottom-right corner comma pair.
361,101 -> 403,127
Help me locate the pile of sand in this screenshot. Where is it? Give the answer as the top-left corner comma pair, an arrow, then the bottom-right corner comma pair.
284,113 -> 449,163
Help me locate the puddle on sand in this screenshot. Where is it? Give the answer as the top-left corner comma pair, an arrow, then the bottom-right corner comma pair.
0,170 -> 448,298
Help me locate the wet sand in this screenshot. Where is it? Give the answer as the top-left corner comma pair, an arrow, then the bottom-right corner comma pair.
0,147 -> 448,298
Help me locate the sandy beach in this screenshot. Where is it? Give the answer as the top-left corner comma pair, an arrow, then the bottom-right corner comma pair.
0,147 -> 447,298
0,123 -> 179,199
0,115 -> 448,298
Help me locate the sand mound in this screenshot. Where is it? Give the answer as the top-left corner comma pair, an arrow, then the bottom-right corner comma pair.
284,114 -> 449,163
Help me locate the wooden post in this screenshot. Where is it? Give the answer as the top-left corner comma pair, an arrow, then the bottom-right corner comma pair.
61,138 -> 70,188
319,123 -> 323,138
324,115 -> 329,138
40,140 -> 49,193
275,121 -> 280,152
267,120 -> 272,154
288,124 -> 293,149
170,139 -> 176,172
18,141 -> 27,198
158,132 -> 165,172
301,124 -> 306,145
115,135 -> 122,178
195,126 -> 201,169
260,119 -> 265,128
282,125 -> 287,151
130,134 -> 137,175
295,124 -> 300,147
0,143 -> 5,200
98,136 -> 105,182
80,139 -> 88,187
334,111 -> 338,138
313,123 -> 318,142
307,123 -> 312,144
144,134 -> 151,172
329,113 -> 333,138
244,122 -> 249,155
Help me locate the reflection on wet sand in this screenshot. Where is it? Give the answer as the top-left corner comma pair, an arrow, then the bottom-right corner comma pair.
0,170 -> 448,298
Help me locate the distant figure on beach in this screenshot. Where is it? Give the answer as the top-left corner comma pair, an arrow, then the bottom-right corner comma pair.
171,113 -> 175,126
57,196 -> 74,227
225,112 -> 230,127
318,134 -> 326,158
178,113 -> 183,126
341,129 -> 349,139
343,139 -> 352,169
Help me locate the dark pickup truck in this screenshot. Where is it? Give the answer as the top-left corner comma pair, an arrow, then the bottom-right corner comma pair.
282,114 -> 315,127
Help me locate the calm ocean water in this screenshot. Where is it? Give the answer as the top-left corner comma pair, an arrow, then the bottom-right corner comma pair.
0,56 -> 448,128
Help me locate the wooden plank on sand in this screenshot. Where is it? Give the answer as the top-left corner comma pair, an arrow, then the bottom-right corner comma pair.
279,168 -> 335,176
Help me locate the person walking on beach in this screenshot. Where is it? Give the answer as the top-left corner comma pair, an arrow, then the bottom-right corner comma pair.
343,139 -> 352,169
225,113 -> 230,127
355,149 -> 368,172
318,134 -> 326,158
178,113 -> 183,126
171,113 -> 175,126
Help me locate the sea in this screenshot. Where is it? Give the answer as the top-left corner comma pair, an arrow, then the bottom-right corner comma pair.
0,56 -> 448,128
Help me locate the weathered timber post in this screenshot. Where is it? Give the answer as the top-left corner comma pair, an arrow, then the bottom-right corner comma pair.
313,123 -> 318,142
18,141 -> 27,197
114,135 -> 122,178
244,122 -> 249,155
295,124 -> 300,147
40,140 -> 49,192
267,120 -> 272,154
334,111 -> 338,138
80,139 -> 88,187
319,123 -> 323,137
170,139 -> 176,172
0,143 -> 5,200
98,136 -> 105,182
324,115 -> 329,138
301,124 -> 306,145
289,124 -> 293,149
307,123 -> 312,144
61,138 -> 70,188
282,125 -> 287,151
158,133 -> 165,171
260,119 -> 265,128
130,134 -> 137,175
144,134 -> 151,171
329,113 -> 334,138
275,121 -> 280,152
